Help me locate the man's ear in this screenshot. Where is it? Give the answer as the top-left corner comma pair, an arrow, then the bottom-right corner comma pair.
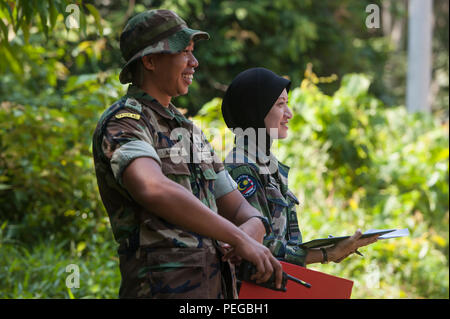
141,54 -> 156,71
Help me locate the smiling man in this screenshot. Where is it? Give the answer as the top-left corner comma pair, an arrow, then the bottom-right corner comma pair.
92,10 -> 282,299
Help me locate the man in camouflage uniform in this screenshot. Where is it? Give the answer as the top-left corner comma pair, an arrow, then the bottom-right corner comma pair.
92,9 -> 282,299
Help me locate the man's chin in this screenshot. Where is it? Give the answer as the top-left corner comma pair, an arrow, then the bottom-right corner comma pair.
178,87 -> 190,96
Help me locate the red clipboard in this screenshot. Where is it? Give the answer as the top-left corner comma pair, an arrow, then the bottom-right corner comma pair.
238,261 -> 354,299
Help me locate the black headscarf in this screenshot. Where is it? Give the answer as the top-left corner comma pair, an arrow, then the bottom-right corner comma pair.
221,67 -> 291,154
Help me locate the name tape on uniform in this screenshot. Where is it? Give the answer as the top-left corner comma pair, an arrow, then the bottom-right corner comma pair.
115,112 -> 141,120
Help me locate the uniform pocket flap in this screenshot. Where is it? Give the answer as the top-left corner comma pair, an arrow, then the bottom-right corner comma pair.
146,247 -> 206,270
199,163 -> 217,180
156,147 -> 188,159
157,147 -> 190,176
285,190 -> 300,205
264,184 -> 288,207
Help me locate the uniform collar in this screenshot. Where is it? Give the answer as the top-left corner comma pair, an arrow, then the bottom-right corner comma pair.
125,84 -> 192,125
232,135 -> 290,190
234,135 -> 268,161
233,135 -> 278,175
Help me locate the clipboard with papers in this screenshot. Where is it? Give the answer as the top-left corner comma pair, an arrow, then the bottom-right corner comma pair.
298,228 -> 410,249
238,261 -> 355,299
239,228 -> 409,299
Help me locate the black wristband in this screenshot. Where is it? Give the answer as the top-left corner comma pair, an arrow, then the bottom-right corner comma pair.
320,248 -> 329,264
246,216 -> 272,236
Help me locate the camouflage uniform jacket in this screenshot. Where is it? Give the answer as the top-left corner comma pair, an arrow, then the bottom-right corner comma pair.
224,136 -> 308,266
92,85 -> 237,299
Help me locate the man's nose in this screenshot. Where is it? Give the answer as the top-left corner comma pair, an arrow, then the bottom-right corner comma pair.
189,53 -> 199,68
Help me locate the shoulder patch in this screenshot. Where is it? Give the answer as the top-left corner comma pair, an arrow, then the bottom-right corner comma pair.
124,97 -> 142,113
236,174 -> 257,198
115,112 -> 141,120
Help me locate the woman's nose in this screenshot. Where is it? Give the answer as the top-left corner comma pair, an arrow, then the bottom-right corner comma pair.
285,106 -> 293,119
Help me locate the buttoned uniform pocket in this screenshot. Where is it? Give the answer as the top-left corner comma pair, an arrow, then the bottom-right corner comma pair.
144,247 -> 221,299
191,162 -> 218,211
285,189 -> 300,207
156,146 -> 193,192
284,189 -> 302,242
264,182 -> 289,218
199,162 -> 217,181
263,182 -> 290,241
156,146 -> 190,175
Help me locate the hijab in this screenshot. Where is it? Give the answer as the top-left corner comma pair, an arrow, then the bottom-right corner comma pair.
221,67 -> 291,155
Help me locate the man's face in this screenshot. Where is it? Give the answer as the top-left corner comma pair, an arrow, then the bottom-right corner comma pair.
151,41 -> 198,99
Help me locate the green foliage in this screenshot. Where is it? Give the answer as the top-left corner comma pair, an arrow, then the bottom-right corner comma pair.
0,0 -> 448,299
0,223 -> 120,298
0,70 -> 124,244
193,72 -> 449,299
0,0 -> 408,116
148,0 -> 393,113
284,73 -> 449,299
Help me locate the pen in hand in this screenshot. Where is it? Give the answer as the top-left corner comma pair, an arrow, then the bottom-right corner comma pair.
328,234 -> 364,257
354,250 -> 364,257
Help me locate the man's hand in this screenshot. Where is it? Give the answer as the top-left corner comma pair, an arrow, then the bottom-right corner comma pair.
329,229 -> 380,263
223,232 -> 283,289
219,217 -> 266,265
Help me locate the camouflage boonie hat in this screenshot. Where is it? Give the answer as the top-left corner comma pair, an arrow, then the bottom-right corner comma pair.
119,9 -> 210,84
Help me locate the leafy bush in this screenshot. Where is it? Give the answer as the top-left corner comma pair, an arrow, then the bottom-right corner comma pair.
0,71 -> 123,298
0,71 -> 124,244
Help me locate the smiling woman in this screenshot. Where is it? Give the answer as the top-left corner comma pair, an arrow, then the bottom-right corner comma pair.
221,68 -> 381,280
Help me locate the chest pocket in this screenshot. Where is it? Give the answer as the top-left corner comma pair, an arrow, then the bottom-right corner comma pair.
198,162 -> 217,181
284,189 -> 301,242
156,146 -> 190,176
190,162 -> 217,208
285,189 -> 300,208
189,134 -> 218,201
264,182 -> 288,218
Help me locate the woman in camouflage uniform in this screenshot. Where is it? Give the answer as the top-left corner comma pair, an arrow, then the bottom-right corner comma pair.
221,68 -> 380,268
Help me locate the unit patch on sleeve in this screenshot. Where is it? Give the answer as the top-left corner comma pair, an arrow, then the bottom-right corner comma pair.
115,112 -> 141,120
236,174 -> 257,198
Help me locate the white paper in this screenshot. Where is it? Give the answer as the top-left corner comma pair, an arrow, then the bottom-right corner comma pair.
365,228 -> 410,239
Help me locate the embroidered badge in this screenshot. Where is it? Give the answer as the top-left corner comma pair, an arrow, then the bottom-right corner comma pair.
236,174 -> 257,198
115,112 -> 141,120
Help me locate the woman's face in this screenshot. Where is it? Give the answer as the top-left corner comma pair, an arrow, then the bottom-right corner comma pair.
264,89 -> 292,139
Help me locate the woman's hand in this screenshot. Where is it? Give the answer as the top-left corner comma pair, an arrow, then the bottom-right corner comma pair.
329,229 -> 380,263
239,217 -> 266,243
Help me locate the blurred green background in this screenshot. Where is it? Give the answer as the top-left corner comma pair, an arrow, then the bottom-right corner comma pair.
0,0 -> 448,298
